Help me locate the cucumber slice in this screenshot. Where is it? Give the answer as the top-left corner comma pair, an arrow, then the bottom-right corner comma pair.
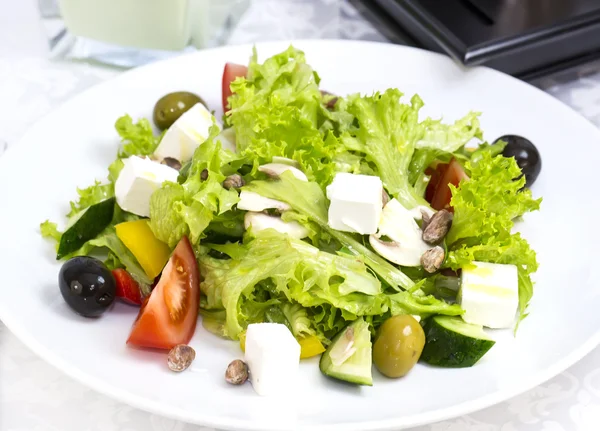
319,318 -> 373,386
420,316 -> 495,368
57,198 -> 116,259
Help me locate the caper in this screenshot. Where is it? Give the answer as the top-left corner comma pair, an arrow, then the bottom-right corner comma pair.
373,315 -> 425,378
167,344 -> 195,372
225,359 -> 249,385
223,174 -> 245,190
161,157 -> 182,171
422,210 -> 453,245
421,246 -> 445,274
153,91 -> 206,130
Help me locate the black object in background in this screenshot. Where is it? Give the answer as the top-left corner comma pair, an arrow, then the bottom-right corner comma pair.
357,0 -> 600,81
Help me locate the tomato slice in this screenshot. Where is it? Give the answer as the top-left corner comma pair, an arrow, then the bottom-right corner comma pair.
222,62 -> 248,113
127,237 -> 200,350
112,269 -> 142,305
425,164 -> 447,204
429,159 -> 469,211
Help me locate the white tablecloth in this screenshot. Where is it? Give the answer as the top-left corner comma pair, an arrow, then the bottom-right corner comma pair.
3,1 -> 600,430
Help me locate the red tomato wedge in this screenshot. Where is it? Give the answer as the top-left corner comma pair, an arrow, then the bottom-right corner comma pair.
112,269 -> 142,305
222,62 -> 248,112
424,164 -> 446,204
127,237 -> 200,350
429,159 -> 469,211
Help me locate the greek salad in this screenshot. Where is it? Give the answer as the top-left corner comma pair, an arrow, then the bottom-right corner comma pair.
41,46 -> 542,395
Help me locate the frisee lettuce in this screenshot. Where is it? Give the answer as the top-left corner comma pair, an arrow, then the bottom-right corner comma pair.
148,124 -> 240,247
445,153 -> 542,322
336,89 -> 483,209
115,115 -> 161,158
228,46 -> 340,188
244,172 -> 415,290
199,229 -> 461,341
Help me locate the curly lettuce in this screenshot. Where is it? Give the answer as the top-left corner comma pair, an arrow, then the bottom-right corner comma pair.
199,229 -> 461,340
115,115 -> 161,158
244,172 -> 414,290
445,153 -> 542,322
337,89 -> 483,209
228,46 -> 340,187
148,125 -> 240,247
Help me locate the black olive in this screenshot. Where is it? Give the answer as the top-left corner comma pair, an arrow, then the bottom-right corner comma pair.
58,257 -> 116,317
495,135 -> 542,187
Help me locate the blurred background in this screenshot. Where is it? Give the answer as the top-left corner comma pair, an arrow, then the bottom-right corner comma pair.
2,0 -> 600,151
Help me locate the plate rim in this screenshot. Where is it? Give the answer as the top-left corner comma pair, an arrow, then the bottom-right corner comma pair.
2,39 -> 600,431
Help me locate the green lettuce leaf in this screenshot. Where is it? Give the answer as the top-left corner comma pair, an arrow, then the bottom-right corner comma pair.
40,221 -> 62,246
445,153 -> 542,322
338,90 -> 428,209
199,229 -> 387,338
149,125 -> 240,247
108,158 -> 125,183
228,46 -> 340,187
416,112 -> 482,153
446,153 -> 541,246
244,172 -> 414,290
282,303 -> 316,338
67,181 -> 114,218
200,229 -> 461,340
115,115 -> 161,158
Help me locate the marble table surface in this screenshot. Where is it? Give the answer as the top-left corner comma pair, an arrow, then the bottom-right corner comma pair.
3,1 -> 600,430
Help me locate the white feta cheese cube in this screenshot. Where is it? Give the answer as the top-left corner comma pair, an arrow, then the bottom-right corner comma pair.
154,103 -> 216,163
114,156 -> 179,217
459,261 -> 519,329
326,173 -> 383,235
244,323 -> 300,396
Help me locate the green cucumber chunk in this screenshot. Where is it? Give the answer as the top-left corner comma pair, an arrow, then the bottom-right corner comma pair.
319,318 -> 373,386
57,198 -> 116,259
420,315 -> 495,368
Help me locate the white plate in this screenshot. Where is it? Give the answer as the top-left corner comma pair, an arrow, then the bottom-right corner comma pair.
0,40 -> 599,431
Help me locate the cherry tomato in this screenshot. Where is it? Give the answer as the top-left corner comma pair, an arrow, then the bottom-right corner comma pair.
222,63 -> 248,112
127,237 -> 200,350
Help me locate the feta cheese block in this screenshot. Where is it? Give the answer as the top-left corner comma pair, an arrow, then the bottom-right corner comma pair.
244,323 -> 301,396
114,156 -> 179,217
459,261 -> 519,329
326,173 -> 383,235
153,103 -> 215,163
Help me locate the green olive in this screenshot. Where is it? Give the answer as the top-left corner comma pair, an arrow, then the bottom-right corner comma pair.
153,91 -> 206,130
373,315 -> 425,378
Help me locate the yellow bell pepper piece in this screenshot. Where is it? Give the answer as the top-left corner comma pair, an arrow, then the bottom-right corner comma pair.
298,335 -> 326,359
115,219 -> 171,279
239,330 -> 325,359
